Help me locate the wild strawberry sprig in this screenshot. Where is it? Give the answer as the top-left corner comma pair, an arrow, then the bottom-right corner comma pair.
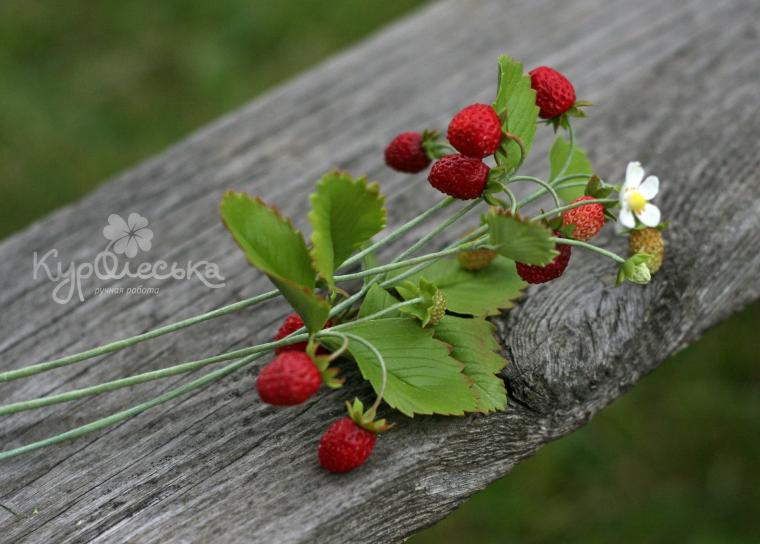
0,55 -> 666,473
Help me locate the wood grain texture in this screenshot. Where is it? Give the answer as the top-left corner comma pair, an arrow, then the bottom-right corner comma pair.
1,0 -> 759,542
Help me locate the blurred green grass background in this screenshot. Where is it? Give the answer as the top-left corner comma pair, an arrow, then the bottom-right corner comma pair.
1,2 -> 757,542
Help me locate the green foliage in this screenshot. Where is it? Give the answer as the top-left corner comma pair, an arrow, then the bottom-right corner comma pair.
493,55 -> 539,172
326,318 -> 477,416
309,171 -> 386,290
549,136 -> 594,202
220,191 -> 330,332
391,256 -> 525,317
433,316 -> 508,413
486,210 -> 558,266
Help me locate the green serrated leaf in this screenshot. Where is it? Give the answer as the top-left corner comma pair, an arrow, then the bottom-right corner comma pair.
549,136 -> 593,202
323,318 -> 476,416
486,210 -> 558,265
220,191 -> 330,333
390,256 -> 525,317
433,316 -> 508,413
357,284 -> 401,319
493,55 -> 539,172
309,171 -> 386,290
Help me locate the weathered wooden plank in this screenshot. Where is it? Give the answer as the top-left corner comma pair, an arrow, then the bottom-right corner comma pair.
0,0 -> 758,542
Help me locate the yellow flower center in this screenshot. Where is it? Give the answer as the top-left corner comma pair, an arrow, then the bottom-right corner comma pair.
628,191 -> 647,213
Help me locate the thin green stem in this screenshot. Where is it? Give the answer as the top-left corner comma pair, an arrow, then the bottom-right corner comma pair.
0,290 -> 280,383
319,331 -> 388,416
553,119 -> 575,182
343,196 -> 454,267
0,352 -> 264,461
393,199 -> 481,263
532,198 -> 616,221
508,176 -> 561,208
551,237 -> 625,263
379,232 -> 488,287
334,241 -> 481,283
0,333 -> 310,416
3,197 -> 456,384
518,174 -> 595,208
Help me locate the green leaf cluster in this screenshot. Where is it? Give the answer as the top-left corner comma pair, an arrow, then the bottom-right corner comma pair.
329,255 -> 520,416
220,171 -> 386,332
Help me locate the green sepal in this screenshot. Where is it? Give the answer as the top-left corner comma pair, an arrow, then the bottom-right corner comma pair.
395,278 -> 446,327
306,338 -> 344,389
346,397 -> 394,433
616,253 -> 653,286
420,129 -> 452,160
584,175 -> 613,199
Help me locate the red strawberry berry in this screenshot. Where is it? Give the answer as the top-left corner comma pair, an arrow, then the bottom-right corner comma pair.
318,417 -> 377,473
562,196 -> 605,241
447,103 -> 502,158
428,154 -> 489,200
529,66 -> 576,119
274,312 -> 332,354
384,131 -> 431,173
256,351 -> 321,406
516,234 -> 572,284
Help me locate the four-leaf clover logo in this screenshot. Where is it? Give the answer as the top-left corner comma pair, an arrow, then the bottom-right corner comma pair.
102,213 -> 153,258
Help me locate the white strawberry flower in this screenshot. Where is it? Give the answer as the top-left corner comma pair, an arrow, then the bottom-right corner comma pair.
618,161 -> 660,228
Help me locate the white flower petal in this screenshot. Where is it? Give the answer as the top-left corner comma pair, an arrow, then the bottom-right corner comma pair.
639,176 -> 659,199
636,203 -> 661,227
625,161 -> 644,188
128,212 -> 149,231
619,208 -> 636,228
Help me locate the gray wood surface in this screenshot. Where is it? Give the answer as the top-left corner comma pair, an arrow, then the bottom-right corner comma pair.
1,0 -> 759,542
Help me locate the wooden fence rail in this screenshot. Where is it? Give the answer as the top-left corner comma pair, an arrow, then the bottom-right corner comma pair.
1,0 -> 758,541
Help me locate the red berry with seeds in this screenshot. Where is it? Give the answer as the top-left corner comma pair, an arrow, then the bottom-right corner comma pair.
428,154 -> 489,200
274,312 -> 332,354
447,103 -> 502,158
318,417 -> 377,473
516,234 -> 572,284
384,131 -> 431,173
256,351 -> 321,406
562,196 -> 605,241
529,66 -> 576,119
